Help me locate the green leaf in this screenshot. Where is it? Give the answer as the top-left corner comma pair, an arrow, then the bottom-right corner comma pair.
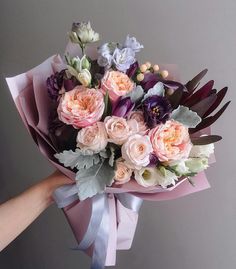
54,149 -> 101,170
191,135 -> 222,145
102,90 -> 112,119
75,159 -> 115,200
170,105 -> 202,128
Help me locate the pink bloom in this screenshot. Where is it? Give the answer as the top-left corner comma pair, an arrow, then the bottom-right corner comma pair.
104,116 -> 138,145
57,86 -> 105,128
128,110 -> 149,135
121,134 -> 153,169
76,122 -> 108,152
114,158 -> 133,185
101,70 -> 134,103
149,120 -> 192,162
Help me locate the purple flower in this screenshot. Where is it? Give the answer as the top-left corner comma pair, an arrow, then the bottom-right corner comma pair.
113,48 -> 136,72
112,97 -> 135,117
47,70 -> 65,100
124,35 -> 144,52
126,61 -> 139,78
148,153 -> 160,167
46,70 -> 78,100
142,95 -> 172,128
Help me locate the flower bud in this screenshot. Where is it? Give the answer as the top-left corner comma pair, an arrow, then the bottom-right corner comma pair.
77,69 -> 92,87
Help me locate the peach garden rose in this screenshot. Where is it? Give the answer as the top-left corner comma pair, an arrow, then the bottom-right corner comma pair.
101,70 -> 134,103
149,120 -> 192,162
57,86 -> 105,128
114,158 -> 133,184
76,122 -> 108,152
128,110 -> 149,135
104,116 -> 138,145
121,134 -> 153,169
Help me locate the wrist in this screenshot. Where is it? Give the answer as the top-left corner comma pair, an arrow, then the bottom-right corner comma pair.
40,171 -> 73,205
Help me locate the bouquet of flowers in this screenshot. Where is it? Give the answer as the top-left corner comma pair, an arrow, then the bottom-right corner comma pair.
6,22 -> 230,269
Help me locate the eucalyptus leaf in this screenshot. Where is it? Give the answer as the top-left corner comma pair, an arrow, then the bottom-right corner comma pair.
125,85 -> 144,103
143,82 -> 165,101
170,105 -> 202,128
75,159 -> 115,200
108,145 -> 116,167
54,149 -> 101,170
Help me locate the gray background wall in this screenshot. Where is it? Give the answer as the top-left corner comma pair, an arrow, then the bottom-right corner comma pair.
0,0 -> 235,268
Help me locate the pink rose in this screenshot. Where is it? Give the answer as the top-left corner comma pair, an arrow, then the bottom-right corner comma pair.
57,86 -> 104,128
121,134 -> 153,169
149,120 -> 192,162
114,158 -> 133,185
128,110 -> 149,135
101,70 -> 134,103
104,116 -> 138,145
76,122 -> 108,152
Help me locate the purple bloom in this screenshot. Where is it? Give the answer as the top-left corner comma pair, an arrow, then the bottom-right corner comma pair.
148,153 -> 160,167
142,95 -> 172,128
47,70 -> 65,100
112,97 -> 135,117
126,61 -> 139,78
124,35 -> 144,52
46,70 -> 77,100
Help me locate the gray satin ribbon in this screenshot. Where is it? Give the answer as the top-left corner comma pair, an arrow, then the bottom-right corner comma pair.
53,184 -> 143,269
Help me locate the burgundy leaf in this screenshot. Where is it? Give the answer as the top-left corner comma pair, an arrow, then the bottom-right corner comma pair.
190,94 -> 217,117
191,135 -> 222,145
190,101 -> 231,133
184,80 -> 214,107
167,87 -> 183,109
203,87 -> 228,117
185,69 -> 208,94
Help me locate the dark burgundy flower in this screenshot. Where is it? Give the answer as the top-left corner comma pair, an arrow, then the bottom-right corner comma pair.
112,97 -> 135,117
126,61 -> 139,78
142,95 -> 172,128
47,70 -> 65,100
47,70 -> 78,100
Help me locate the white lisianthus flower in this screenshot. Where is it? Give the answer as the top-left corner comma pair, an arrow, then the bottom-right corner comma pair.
71,21 -> 99,44
134,166 -> 177,188
190,143 -> 214,158
185,158 -> 209,173
134,167 -> 160,187
168,159 -> 190,176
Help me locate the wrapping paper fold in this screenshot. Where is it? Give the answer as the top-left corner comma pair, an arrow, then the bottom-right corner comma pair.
6,55 -> 213,267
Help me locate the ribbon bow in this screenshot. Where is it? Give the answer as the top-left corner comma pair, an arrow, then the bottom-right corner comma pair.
54,185 -> 143,269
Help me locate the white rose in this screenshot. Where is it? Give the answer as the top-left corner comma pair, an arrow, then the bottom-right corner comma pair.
114,158 -> 133,184
185,158 -> 209,173
134,166 -> 177,188
76,122 -> 107,152
121,134 -> 153,169
104,116 -> 138,145
190,143 -> 214,158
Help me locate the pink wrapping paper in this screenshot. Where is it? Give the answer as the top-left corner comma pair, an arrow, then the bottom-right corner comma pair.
6,55 -> 213,266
